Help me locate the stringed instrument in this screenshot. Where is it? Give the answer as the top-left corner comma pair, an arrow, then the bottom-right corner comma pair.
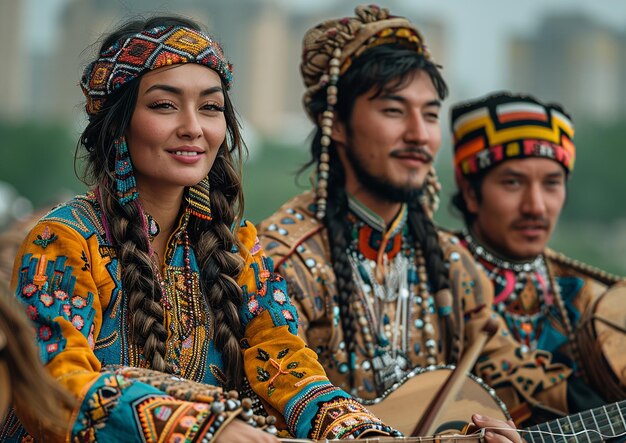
314,366 -> 626,442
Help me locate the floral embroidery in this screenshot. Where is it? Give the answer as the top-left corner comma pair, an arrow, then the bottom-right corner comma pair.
256,347 -> 305,397
33,226 -> 58,249
23,283 -> 37,297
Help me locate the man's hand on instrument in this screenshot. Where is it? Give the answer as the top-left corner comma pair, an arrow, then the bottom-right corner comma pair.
472,414 -> 524,443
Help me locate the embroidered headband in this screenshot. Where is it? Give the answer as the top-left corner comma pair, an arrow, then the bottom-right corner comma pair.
451,92 -> 575,181
81,25 -> 232,116
300,4 -> 433,219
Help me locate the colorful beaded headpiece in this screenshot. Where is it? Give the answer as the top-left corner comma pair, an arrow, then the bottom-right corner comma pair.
451,92 -> 575,182
300,4 -> 431,220
81,25 -> 232,116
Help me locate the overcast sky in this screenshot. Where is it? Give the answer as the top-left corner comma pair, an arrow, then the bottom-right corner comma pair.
23,0 -> 626,96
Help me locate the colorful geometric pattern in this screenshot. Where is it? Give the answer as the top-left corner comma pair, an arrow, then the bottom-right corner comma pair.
81,25 -> 232,115
451,92 -> 576,180
15,252 -> 96,363
341,26 -> 427,75
285,381 -> 394,440
113,137 -> 138,206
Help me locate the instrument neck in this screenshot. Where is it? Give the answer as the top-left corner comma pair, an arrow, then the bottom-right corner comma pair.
522,400 -> 626,442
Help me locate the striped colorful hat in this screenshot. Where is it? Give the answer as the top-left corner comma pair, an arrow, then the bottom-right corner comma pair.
81,25 -> 232,116
451,92 -> 575,180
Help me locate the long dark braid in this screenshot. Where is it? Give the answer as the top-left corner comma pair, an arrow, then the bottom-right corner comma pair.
324,142 -> 359,388
187,90 -> 247,389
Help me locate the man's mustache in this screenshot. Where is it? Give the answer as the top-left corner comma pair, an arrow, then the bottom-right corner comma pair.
390,146 -> 434,163
511,217 -> 550,230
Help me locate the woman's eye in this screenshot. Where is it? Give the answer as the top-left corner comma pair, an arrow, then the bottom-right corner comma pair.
148,101 -> 175,110
203,103 -> 225,112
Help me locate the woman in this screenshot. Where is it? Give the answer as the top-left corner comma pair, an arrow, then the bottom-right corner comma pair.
3,16 -> 394,442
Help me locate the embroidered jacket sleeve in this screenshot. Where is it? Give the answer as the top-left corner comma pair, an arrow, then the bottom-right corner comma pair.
440,233 -> 572,416
9,219 -> 249,443
236,220 -> 394,440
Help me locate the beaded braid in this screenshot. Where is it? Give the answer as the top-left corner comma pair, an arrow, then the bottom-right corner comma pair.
407,203 -> 460,364
100,190 -> 170,371
188,147 -> 247,389
324,150 -> 359,388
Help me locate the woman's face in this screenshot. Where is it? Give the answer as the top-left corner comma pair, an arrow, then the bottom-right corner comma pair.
125,63 -> 227,195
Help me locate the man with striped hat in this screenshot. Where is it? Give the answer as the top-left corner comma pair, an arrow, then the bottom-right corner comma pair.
450,91 -> 624,423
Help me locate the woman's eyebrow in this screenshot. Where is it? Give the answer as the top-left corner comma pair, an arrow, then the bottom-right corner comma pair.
144,84 -> 223,96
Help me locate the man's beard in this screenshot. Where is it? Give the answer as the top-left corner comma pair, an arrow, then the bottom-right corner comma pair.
344,142 -> 423,203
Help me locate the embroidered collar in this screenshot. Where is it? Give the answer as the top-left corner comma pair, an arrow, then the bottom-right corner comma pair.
347,194 -> 408,262
347,194 -> 408,236
461,228 -> 543,273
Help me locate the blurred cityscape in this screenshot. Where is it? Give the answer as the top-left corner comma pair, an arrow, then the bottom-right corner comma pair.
1,0 -> 625,274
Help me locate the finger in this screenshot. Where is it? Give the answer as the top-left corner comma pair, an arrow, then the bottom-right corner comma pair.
473,415 -> 521,443
484,430 -> 510,443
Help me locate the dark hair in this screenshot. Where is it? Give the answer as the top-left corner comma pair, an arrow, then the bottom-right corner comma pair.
77,16 -> 246,388
302,44 -> 457,387
450,173 -> 486,228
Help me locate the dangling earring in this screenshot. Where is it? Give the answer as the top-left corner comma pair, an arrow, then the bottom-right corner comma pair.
114,136 -> 138,206
315,47 -> 341,221
187,177 -> 212,220
420,166 -> 441,218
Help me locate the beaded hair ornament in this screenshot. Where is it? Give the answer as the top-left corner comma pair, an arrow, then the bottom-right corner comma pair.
451,91 -> 576,183
300,5 -> 440,219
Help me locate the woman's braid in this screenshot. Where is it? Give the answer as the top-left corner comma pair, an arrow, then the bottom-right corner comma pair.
101,186 -> 169,371
188,153 -> 245,389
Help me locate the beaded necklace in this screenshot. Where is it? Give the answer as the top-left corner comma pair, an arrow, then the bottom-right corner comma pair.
146,212 -> 198,338
346,197 -> 437,392
461,229 -> 577,360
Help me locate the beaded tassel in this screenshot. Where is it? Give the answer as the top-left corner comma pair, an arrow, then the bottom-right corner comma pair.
315,47 -> 342,221
114,137 -> 138,206
187,177 -> 213,220
420,166 -> 442,218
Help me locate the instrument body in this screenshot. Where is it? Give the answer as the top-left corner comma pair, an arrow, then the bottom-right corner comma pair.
576,281 -> 626,402
359,366 -> 509,437
279,366 -> 626,442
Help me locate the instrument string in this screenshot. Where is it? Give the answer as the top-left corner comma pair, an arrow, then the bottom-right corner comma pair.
488,425 -> 626,441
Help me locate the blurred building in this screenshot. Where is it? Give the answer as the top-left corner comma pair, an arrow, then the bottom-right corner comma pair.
508,13 -> 626,122
0,0 -> 27,120
4,0 -> 446,141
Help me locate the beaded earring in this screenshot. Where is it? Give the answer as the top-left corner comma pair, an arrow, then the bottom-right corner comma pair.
420,166 -> 441,218
187,177 -> 213,221
114,136 -> 138,206
315,47 -> 342,221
